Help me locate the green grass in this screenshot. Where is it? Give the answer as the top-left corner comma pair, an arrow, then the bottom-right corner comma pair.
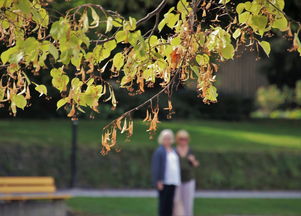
0,119 -> 300,152
67,197 -> 301,216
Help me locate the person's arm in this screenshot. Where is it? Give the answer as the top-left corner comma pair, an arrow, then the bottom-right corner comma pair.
188,153 -> 199,167
152,149 -> 165,190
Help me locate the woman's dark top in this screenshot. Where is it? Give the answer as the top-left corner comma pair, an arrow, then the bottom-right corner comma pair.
178,149 -> 196,183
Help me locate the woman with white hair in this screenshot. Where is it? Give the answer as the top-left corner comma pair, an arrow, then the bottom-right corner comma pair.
151,129 -> 181,216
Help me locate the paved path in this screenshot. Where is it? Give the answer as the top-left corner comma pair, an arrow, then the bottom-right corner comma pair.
60,189 -> 301,199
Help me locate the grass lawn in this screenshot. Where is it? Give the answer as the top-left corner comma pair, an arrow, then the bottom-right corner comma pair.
0,119 -> 300,152
67,197 -> 301,216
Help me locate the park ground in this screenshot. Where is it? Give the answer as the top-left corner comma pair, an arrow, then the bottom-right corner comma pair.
67,197 -> 301,216
1,119 -> 301,215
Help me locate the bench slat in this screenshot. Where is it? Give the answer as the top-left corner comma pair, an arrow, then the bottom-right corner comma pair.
0,194 -> 71,201
0,186 -> 56,193
0,177 -> 54,185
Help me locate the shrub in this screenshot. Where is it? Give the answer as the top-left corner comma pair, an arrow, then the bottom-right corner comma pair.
256,85 -> 285,113
1,143 -> 301,190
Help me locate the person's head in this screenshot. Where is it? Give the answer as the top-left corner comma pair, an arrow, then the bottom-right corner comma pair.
158,129 -> 175,148
176,130 -> 190,147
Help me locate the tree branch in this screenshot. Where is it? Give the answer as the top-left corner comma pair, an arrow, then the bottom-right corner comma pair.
136,0 -> 168,27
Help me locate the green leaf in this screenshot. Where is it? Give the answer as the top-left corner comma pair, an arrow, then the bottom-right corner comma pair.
196,54 -> 210,65
221,44 -> 235,59
51,68 -> 69,92
112,18 -> 123,27
106,16 -> 113,33
251,15 -> 268,31
57,98 -> 68,110
275,0 -> 285,10
259,41 -> 271,57
165,13 -> 179,29
171,36 -> 181,46
177,0 -> 189,18
272,16 -> 288,31
12,94 -> 27,109
129,17 -> 136,31
115,30 -> 126,43
71,53 -> 83,69
35,85 -> 47,96
50,19 -> 68,41
158,19 -> 166,32
149,35 -> 158,46
205,86 -> 218,102
112,53 -> 124,70
104,40 -> 117,51
232,29 -> 241,39
236,3 -> 245,14
238,12 -> 250,24
48,43 -> 59,60
1,46 -> 18,64
16,0 -> 31,15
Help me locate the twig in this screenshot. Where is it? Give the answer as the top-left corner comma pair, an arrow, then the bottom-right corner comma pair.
136,0 -> 168,27
267,0 -> 301,26
103,35 -> 193,131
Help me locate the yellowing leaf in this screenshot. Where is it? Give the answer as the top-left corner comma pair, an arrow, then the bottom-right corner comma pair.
106,16 -> 113,33
219,0 -> 231,4
259,41 -> 271,57
232,28 -> 241,39
90,7 -> 99,28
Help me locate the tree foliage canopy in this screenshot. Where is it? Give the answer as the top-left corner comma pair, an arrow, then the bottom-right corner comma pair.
0,0 -> 300,153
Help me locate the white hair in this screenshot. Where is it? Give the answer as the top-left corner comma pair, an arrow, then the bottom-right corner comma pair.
158,129 -> 175,145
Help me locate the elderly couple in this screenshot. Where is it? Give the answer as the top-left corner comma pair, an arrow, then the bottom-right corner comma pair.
151,129 -> 199,216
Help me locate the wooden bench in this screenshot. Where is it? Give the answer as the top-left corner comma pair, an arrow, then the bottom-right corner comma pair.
0,176 -> 70,201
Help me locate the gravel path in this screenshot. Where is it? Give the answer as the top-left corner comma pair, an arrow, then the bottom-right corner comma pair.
60,189 -> 301,199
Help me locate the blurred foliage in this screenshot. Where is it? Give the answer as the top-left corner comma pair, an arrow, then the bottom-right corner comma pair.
253,81 -> 301,119
256,85 -> 286,113
1,143 -> 301,190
